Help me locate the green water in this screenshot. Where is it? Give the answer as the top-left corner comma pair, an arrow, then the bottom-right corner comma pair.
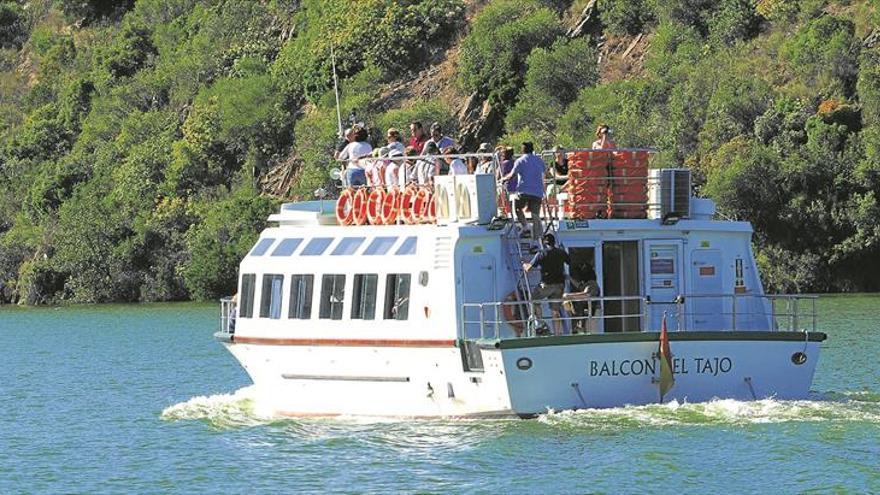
1,295 -> 878,493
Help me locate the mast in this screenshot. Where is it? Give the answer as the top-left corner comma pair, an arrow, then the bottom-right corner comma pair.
331,44 -> 343,138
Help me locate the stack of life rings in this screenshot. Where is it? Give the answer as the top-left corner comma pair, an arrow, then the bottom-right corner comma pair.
563,149 -> 649,220
336,185 -> 437,226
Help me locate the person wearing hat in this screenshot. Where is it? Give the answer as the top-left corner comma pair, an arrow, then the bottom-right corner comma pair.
426,122 -> 455,152
501,141 -> 546,239
523,232 -> 571,336
476,142 -> 494,174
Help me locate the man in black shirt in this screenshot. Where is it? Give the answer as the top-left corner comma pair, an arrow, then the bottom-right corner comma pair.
523,233 -> 570,335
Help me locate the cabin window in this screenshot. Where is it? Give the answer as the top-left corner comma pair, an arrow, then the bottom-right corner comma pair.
351,274 -> 378,320
319,274 -> 346,320
259,274 -> 284,319
364,236 -> 397,255
396,236 -> 418,255
272,238 -> 303,256
384,274 -> 411,320
302,237 -> 333,256
332,237 -> 366,255
249,238 -> 275,256
239,273 -> 256,318
735,258 -> 744,287
288,274 -> 313,319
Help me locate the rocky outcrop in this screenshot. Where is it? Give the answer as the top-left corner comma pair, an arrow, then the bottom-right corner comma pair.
456,92 -> 503,150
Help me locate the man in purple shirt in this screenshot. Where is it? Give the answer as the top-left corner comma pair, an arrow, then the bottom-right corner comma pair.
502,142 -> 545,238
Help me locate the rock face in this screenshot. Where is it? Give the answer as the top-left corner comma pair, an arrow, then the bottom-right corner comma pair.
456,92 -> 502,151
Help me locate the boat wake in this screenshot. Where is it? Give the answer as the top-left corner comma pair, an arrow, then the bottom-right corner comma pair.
538,391 -> 880,428
160,386 -> 276,428
161,388 -> 879,429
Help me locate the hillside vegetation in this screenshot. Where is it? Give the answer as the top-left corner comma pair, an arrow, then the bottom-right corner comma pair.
0,0 -> 878,304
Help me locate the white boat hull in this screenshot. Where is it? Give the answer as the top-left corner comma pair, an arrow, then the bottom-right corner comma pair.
220,331 -> 824,418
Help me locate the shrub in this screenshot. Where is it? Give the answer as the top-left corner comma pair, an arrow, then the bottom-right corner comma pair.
599,0 -> 655,35
458,0 -> 562,106
782,16 -> 858,97
0,2 -> 28,49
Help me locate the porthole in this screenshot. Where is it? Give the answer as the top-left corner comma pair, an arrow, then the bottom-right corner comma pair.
791,352 -> 807,365
516,357 -> 533,370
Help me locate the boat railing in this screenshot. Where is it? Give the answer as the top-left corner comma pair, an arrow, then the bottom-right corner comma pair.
461,295 -> 647,340
219,296 -> 236,335
671,293 -> 818,333
461,293 -> 818,341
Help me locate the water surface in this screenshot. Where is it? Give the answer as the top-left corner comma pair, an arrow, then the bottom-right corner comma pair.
1,296 -> 878,493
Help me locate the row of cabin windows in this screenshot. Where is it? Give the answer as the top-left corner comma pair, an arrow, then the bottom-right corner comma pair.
238,273 -> 411,321
249,236 -> 418,257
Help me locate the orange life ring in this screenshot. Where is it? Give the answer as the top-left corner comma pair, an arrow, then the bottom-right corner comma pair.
351,188 -> 369,226
400,185 -> 419,225
381,187 -> 401,224
335,188 -> 354,226
366,187 -> 385,225
412,187 -> 431,224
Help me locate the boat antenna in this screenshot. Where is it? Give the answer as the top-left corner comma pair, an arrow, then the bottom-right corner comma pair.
331,43 -> 343,139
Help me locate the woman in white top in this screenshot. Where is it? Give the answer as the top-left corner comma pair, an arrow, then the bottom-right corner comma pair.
338,126 -> 372,186
385,128 -> 405,155
442,146 -> 468,175
384,149 -> 404,186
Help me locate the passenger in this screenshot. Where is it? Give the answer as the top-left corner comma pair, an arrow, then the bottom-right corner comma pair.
333,127 -> 354,160
502,141 -> 545,239
592,124 -> 616,149
426,122 -> 455,151
416,142 -> 440,185
384,149 -> 404,186
499,146 -> 516,192
367,147 -> 389,186
338,125 -> 372,187
564,265 -> 601,334
475,142 -> 494,174
467,156 -> 479,174
545,146 -> 569,216
398,147 -> 419,187
523,233 -> 570,336
443,146 -> 468,175
408,121 -> 427,153
386,127 -> 405,155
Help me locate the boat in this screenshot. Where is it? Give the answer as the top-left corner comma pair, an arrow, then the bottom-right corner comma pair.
214,148 -> 825,418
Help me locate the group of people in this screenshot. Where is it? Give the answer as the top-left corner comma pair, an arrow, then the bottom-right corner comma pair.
335,121 -> 484,189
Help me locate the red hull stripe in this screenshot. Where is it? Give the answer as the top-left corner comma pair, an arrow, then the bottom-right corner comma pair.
231,336 -> 457,348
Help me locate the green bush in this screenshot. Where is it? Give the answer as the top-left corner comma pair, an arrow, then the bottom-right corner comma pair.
506,37 -> 599,144
182,183 -> 276,300
599,0 -> 655,35
707,0 -> 762,46
272,0 -> 465,102
782,16 -> 858,97
858,47 -> 880,127
0,2 -> 28,49
458,0 -> 562,106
